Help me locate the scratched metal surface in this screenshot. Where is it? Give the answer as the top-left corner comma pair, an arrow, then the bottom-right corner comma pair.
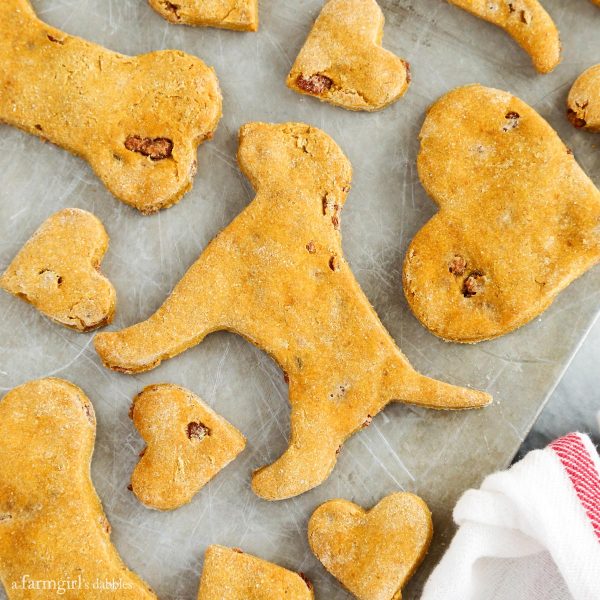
0,0 -> 599,598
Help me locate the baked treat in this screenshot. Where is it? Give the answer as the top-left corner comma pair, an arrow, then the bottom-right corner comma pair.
403,85 -> 600,343
197,546 -> 313,599
287,0 -> 410,111
0,378 -> 156,599
308,493 -> 432,600
149,0 -> 258,31
0,0 -> 222,214
447,0 -> 561,74
0,208 -> 116,332
95,122 -> 491,501
130,383 -> 246,511
567,64 -> 600,132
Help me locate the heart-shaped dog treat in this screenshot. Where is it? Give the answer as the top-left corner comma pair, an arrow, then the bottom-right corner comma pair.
197,546 -> 314,599
149,0 -> 258,31
1,208 -> 116,332
0,378 -> 157,599
447,0 -> 560,74
568,64 -> 600,132
308,493 -> 432,600
403,85 -> 600,343
95,122 -> 490,501
287,0 -> 410,111
0,0 -> 222,214
130,384 -> 246,510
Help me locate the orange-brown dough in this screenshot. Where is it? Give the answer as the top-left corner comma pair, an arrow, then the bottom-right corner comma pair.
95,122 -> 490,501
0,0 -> 222,213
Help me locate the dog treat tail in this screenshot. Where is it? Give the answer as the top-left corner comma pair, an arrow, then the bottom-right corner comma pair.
392,369 -> 491,410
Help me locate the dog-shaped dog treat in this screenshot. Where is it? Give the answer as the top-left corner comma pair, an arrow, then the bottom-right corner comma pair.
95,122 -> 491,500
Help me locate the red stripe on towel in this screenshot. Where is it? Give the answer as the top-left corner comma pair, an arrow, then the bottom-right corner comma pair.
550,433 -> 600,542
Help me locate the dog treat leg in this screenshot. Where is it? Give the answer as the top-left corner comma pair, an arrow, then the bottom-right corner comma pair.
0,0 -> 222,213
0,378 -> 156,599
96,122 -> 491,500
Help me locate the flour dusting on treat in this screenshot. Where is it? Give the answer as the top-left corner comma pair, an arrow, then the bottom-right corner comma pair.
0,378 -> 157,600
0,208 -> 116,332
95,122 -> 490,501
448,0 -> 561,74
287,0 -> 410,111
149,0 -> 258,31
568,64 -> 600,132
197,545 -> 314,599
309,493 -> 432,600
130,384 -> 246,511
403,85 -> 600,343
0,0 -> 222,213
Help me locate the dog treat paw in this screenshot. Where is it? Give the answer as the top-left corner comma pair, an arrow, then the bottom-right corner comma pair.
567,64 -> 600,132
287,0 -> 410,111
403,85 -> 600,343
130,384 -> 246,511
0,0 -> 222,213
197,545 -> 314,599
0,208 -> 116,332
95,122 -> 490,500
447,0 -> 561,74
0,378 -> 157,599
149,0 -> 258,31
308,493 -> 432,600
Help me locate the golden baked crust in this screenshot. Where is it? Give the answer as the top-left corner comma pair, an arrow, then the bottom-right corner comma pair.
0,0 -> 222,213
197,546 -> 314,599
308,493 -> 432,600
0,378 -> 156,599
130,384 -> 246,511
287,0 -> 410,111
149,0 -> 258,31
403,85 -> 600,343
448,0 -> 561,74
567,64 -> 600,132
0,208 -> 116,332
95,122 -> 490,501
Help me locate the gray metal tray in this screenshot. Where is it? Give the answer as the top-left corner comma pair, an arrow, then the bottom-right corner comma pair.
1,0 -> 599,598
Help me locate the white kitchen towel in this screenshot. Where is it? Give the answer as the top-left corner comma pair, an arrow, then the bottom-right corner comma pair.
421,432 -> 600,600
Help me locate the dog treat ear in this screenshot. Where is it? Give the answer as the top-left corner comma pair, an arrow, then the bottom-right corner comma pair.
148,0 -> 258,31
197,546 -> 314,599
0,209 -> 116,332
567,64 -> 600,132
0,378 -> 157,599
95,122 -> 490,501
403,84 -> 600,343
287,0 -> 410,111
448,0 -> 561,74
130,384 -> 246,511
0,0 -> 222,214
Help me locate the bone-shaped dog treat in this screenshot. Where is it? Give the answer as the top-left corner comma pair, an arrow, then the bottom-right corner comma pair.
130,384 -> 246,511
197,546 -> 314,599
447,0 -> 561,74
1,208 -> 116,332
149,0 -> 259,31
287,0 -> 410,111
0,378 -> 157,599
0,0 -> 222,214
568,64 -> 600,132
403,85 -> 600,343
308,493 -> 432,600
95,122 -> 491,500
